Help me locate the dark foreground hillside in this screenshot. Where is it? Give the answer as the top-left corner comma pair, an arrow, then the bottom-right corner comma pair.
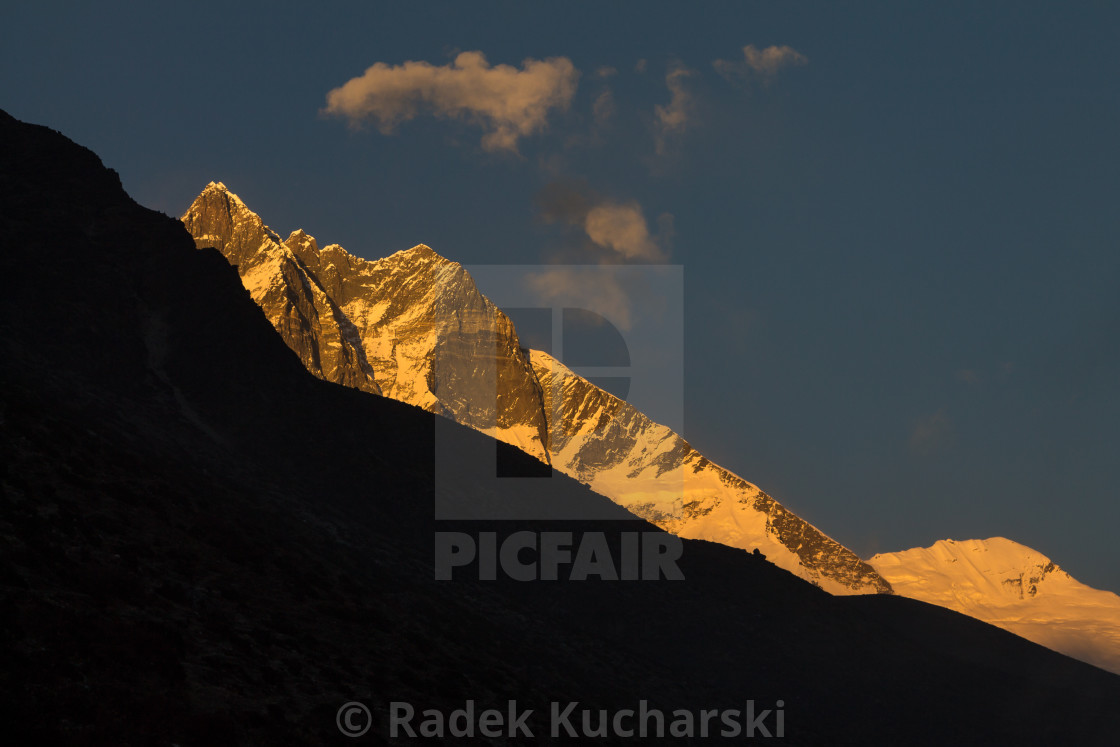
2,110 -> 1118,745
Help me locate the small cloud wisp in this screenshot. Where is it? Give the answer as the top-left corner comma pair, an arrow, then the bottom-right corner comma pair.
714,44 -> 807,84
537,181 -> 670,262
654,64 -> 695,155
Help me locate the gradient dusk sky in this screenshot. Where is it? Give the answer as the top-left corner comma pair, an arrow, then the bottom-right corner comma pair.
4,1 -> 1118,589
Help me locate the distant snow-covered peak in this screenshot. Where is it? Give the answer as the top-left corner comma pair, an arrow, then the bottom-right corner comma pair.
869,537 -> 1120,674
869,537 -> 1066,602
873,537 -> 1057,577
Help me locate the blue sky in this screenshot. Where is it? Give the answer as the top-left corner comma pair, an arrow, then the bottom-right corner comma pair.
5,1 -> 1119,589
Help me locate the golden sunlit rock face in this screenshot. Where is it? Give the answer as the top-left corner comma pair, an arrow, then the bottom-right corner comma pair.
182,184 -> 382,396
182,183 -> 892,595
183,183 -> 552,463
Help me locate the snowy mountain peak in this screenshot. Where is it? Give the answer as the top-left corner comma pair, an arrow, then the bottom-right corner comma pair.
869,538 -> 1120,674
185,182 -> 281,248
870,537 -> 1067,602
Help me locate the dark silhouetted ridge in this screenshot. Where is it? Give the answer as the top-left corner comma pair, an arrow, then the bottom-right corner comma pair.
2,109 -> 1119,745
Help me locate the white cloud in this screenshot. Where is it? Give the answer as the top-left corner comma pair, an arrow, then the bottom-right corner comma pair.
714,44 -> 808,83
323,51 -> 579,152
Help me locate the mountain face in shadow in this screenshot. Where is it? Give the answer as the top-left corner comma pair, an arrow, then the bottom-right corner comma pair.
2,109 -> 1120,746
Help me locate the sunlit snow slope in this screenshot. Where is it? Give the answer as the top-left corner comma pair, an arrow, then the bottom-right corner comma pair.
869,538 -> 1120,674
532,351 -> 888,594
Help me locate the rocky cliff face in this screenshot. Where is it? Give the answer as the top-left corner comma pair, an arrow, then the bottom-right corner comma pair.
182,183 -> 889,593
532,351 -> 891,595
182,183 -> 381,395
182,184 -> 550,462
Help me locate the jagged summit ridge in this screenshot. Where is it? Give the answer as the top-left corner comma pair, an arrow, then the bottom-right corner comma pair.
182,185 -> 551,461
183,186 -> 380,395
182,189 -> 882,592
182,183 -> 895,593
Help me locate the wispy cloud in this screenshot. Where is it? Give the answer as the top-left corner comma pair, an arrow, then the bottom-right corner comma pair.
323,51 -> 579,153
714,44 -> 807,84
536,180 -> 670,262
592,88 -> 616,129
525,268 -> 635,330
956,368 -> 981,385
955,362 -> 1016,386
654,64 -> 696,155
910,408 -> 952,455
